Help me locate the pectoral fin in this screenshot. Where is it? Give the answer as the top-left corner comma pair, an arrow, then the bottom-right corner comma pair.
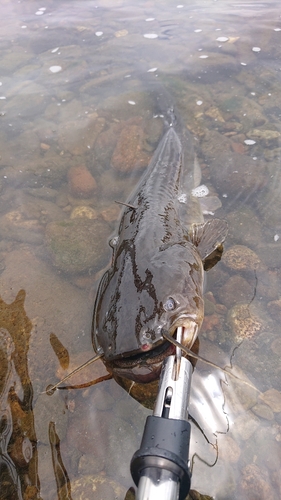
189,219 -> 228,270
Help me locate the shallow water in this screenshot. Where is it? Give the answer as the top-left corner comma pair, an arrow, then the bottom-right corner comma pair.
1,0 -> 281,499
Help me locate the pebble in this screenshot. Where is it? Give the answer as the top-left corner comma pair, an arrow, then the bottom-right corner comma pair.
218,435 -> 241,463
240,464 -> 275,500
45,218 -> 110,274
111,123 -> 150,173
233,411 -> 260,440
70,475 -> 126,500
255,239 -> 281,268
217,275 -> 254,309
70,206 -> 97,220
267,299 -> 281,321
259,388 -> 281,412
67,165 -> 97,198
251,403 -> 274,420
222,245 -> 262,272
228,303 -> 262,341
246,128 -> 281,145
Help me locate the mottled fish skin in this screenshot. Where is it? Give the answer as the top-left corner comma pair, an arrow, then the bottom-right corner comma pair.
92,117 -> 227,383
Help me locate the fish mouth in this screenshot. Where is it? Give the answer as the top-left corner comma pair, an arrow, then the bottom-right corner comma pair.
108,319 -> 198,383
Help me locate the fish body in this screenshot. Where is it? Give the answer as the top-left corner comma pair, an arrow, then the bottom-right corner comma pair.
92,116 -> 227,383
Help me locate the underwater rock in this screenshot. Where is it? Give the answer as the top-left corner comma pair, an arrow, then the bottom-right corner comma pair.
111,120 -> 151,173
70,206 -> 97,220
68,165 -> 97,198
24,186 -> 59,201
240,464 -> 275,500
259,388 -> 281,413
94,121 -> 122,167
226,207 -> 262,248
217,275 -> 254,309
222,245 -> 262,273
210,151 -> 267,200
251,403 -> 274,421
246,128 -> 281,146
223,366 -> 259,415
233,411 -> 260,441
58,115 -> 105,155
45,218 -> 111,274
228,303 -> 262,342
0,209 -> 44,245
217,435 -> 241,463
257,243 -> 281,268
70,475 -> 126,500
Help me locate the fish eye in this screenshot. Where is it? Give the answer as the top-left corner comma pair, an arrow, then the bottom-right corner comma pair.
163,297 -> 177,312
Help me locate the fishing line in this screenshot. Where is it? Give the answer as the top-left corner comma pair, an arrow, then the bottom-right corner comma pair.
44,353 -> 103,395
162,331 -> 260,392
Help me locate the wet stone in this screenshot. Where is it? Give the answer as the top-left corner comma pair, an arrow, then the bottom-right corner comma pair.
4,82 -> 47,119
226,207 -> 262,248
217,275 -> 254,309
23,187 -> 59,201
111,120 -> 151,173
78,454 -> 105,476
251,402 -> 274,420
222,245 -> 262,273
217,435 -> 241,463
209,150 -> 267,201
240,464 -> 275,500
45,218 -> 111,274
267,299 -> 281,322
223,366 -> 259,415
67,165 -> 97,198
228,303 -> 262,341
246,128 -> 281,146
70,475 -> 126,500
70,206 -> 97,220
57,115 -> 105,155
0,210 -> 44,245
259,388 -> 281,413
233,411 -> 260,441
258,243 -> 281,269
270,337 -> 281,356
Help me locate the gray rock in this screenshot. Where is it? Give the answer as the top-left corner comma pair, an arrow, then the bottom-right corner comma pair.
45,218 -> 111,274
251,403 -> 274,420
233,411 -> 260,440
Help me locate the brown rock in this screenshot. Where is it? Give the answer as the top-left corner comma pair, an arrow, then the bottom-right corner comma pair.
210,150 -> 267,200
259,388 -> 281,413
271,337 -> 281,356
111,121 -> 150,173
67,165 -> 97,198
231,141 -> 245,154
217,275 -> 254,309
228,303 -> 262,341
267,299 -> 281,322
218,435 -> 241,463
70,475 -> 126,500
240,464 -> 275,500
222,245 -> 262,272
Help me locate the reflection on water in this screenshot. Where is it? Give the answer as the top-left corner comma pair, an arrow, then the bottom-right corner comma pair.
0,0 -> 281,498
0,291 -> 39,500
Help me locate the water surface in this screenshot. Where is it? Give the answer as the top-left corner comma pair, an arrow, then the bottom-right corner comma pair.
1,1 -> 281,499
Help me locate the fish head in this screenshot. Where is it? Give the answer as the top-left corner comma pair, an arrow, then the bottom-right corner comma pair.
92,242 -> 204,382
